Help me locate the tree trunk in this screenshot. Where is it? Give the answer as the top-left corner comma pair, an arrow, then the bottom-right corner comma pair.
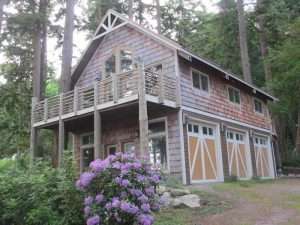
236,0 -> 252,84
32,21 -> 42,100
60,0 -> 76,93
155,0 -> 161,34
39,0 -> 48,99
128,0 -> 133,19
296,110 -> 300,154
256,0 -> 272,85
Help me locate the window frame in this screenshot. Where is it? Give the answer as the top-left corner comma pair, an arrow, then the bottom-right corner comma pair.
227,85 -> 241,106
102,47 -> 135,78
80,132 -> 94,172
148,117 -> 169,172
253,97 -> 264,115
191,68 -> 210,94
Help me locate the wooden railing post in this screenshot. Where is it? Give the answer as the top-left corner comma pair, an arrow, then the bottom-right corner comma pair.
58,93 -> 64,167
30,97 -> 38,168
73,86 -> 78,115
138,63 -> 149,159
94,82 -> 101,159
43,99 -> 48,122
112,73 -> 118,102
158,70 -> 164,103
175,75 -> 181,107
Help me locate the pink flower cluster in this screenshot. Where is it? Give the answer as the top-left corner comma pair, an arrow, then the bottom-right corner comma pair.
75,152 -> 161,225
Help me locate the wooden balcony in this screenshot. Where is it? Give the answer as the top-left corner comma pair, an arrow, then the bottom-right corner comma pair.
32,64 -> 179,127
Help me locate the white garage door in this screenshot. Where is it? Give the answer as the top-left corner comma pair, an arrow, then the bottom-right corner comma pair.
226,129 -> 252,179
253,135 -> 275,178
187,122 -> 223,183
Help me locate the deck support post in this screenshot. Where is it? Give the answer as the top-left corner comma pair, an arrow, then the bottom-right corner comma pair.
94,82 -> 102,159
158,69 -> 164,103
73,86 -> 78,115
112,73 -> 118,103
58,93 -> 64,167
138,63 -> 149,160
30,97 -> 38,168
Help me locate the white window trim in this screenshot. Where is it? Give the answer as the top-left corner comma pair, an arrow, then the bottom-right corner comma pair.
148,117 -> 170,172
253,97 -> 265,116
191,68 -> 210,95
227,85 -> 242,108
102,46 -> 135,77
80,132 -> 94,172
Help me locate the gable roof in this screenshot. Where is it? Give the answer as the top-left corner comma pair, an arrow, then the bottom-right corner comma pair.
71,9 -> 276,101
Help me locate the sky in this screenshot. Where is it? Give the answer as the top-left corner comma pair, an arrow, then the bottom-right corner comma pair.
0,0 -> 220,84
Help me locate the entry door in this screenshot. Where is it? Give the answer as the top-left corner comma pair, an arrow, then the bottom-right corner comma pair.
254,135 -> 274,178
187,122 -> 222,183
226,130 -> 252,179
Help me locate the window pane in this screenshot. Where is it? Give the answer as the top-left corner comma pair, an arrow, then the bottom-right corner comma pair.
202,126 -> 208,135
120,50 -> 133,72
105,55 -> 116,77
192,71 -> 200,89
108,146 -> 116,156
208,127 -> 213,136
82,148 -> 94,169
200,75 -> 209,92
234,90 -> 240,104
229,88 -> 235,102
149,121 -> 165,134
188,124 -> 192,132
123,142 -> 135,155
82,134 -> 94,145
193,125 -> 199,133
254,99 -> 263,113
149,136 -> 167,170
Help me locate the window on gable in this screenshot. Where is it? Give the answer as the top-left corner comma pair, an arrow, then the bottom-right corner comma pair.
228,87 -> 240,104
120,49 -> 133,72
192,70 -> 209,92
254,98 -> 263,114
105,54 -> 116,77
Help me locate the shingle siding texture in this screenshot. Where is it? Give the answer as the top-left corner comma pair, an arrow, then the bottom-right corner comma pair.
179,59 -> 272,130
76,25 -> 175,87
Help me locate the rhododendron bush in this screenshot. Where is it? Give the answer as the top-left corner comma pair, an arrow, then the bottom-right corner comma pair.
76,153 -> 162,225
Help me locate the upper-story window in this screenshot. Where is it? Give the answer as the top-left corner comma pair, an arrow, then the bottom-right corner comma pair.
192,69 -> 209,92
254,98 -> 264,114
104,48 -> 133,78
120,50 -> 133,72
228,86 -> 240,105
104,54 -> 116,77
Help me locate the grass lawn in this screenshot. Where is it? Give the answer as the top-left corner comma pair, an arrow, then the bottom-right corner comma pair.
154,178 -> 300,225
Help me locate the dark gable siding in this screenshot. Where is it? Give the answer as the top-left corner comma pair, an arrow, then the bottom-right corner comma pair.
76,25 -> 175,87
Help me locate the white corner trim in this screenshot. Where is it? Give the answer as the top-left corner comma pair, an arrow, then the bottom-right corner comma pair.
178,109 -> 187,184
182,106 -> 272,134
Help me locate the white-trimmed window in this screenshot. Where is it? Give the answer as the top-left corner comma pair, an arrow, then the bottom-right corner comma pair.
254,98 -> 264,114
192,69 -> 209,92
228,86 -> 241,104
148,120 -> 168,170
103,48 -> 133,78
80,133 -> 94,171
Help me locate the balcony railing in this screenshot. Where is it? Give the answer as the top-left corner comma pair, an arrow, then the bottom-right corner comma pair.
32,64 -> 179,126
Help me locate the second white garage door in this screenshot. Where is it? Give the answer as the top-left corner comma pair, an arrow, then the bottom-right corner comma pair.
226,129 -> 252,179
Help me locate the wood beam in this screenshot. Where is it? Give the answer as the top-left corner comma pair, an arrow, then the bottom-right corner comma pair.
94,82 -> 101,159
30,97 -> 38,168
58,93 -> 64,167
138,63 -> 149,159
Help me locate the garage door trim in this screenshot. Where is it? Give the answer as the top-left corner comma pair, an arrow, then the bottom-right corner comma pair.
226,126 -> 253,180
187,118 -> 224,184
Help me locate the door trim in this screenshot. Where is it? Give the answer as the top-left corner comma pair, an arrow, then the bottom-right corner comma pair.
226,127 -> 253,180
187,117 -> 224,184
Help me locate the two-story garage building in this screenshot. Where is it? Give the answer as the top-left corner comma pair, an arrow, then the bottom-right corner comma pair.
31,10 -> 277,184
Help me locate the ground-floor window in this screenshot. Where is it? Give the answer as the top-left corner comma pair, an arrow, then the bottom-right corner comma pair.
149,120 -> 168,170
80,133 -> 94,171
123,142 -> 136,155
106,144 -> 117,158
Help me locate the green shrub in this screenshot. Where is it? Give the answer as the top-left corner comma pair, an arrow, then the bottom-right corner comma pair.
0,153 -> 84,225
